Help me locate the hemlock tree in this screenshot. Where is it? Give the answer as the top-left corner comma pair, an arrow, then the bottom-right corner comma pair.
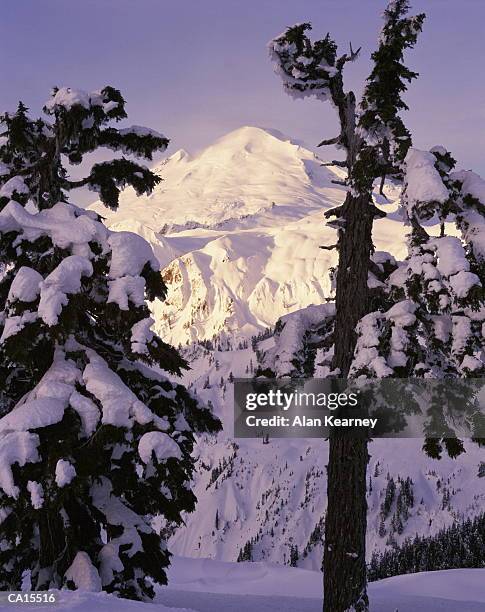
0,87 -> 220,599
269,2 -> 483,610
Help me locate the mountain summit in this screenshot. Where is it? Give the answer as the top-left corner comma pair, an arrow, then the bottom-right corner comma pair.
94,126 -> 348,229
92,126 -> 405,344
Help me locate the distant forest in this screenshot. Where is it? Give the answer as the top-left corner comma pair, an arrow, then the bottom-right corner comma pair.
368,512 -> 485,581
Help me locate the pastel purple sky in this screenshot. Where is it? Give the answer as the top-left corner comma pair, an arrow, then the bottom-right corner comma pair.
1,0 -> 484,195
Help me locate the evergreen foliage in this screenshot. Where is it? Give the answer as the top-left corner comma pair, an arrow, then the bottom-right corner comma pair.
380,477 -> 396,519
350,146 -> 485,456
269,0 -> 424,194
237,539 -> 253,562
303,516 -> 325,556
0,87 -> 220,599
368,512 -> 485,580
358,0 -> 425,183
289,544 -> 299,567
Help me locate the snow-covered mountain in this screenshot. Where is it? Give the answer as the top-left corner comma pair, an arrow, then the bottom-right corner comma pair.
92,126 -> 406,344
92,126 -> 485,570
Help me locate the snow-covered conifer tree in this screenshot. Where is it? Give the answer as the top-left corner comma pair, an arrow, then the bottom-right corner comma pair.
269,1 -> 485,607
0,87 -> 220,599
351,147 -> 485,456
268,2 -> 480,610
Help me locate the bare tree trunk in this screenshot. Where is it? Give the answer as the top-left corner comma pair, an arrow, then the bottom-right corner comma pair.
324,437 -> 369,611
323,192 -> 373,612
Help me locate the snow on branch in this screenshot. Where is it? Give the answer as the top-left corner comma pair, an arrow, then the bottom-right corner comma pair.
44,86 -> 126,120
0,201 -> 162,333
452,170 -> 485,264
99,126 -> 168,160
402,148 -> 449,220
0,85 -> 221,599
268,23 -> 339,102
260,303 -> 335,377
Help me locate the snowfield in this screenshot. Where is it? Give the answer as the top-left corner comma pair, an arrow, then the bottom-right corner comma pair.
2,560 -> 484,611
163,559 -> 485,611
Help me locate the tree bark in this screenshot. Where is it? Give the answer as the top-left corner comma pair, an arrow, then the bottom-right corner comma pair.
323,192 -> 373,612
324,437 -> 369,611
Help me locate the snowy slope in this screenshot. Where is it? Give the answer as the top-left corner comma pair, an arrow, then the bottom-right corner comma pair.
164,346 -> 485,570
164,558 -> 485,611
91,126 -> 406,344
5,562 -> 484,612
0,592 -> 190,612
168,343 -> 485,569
93,126 -> 348,228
